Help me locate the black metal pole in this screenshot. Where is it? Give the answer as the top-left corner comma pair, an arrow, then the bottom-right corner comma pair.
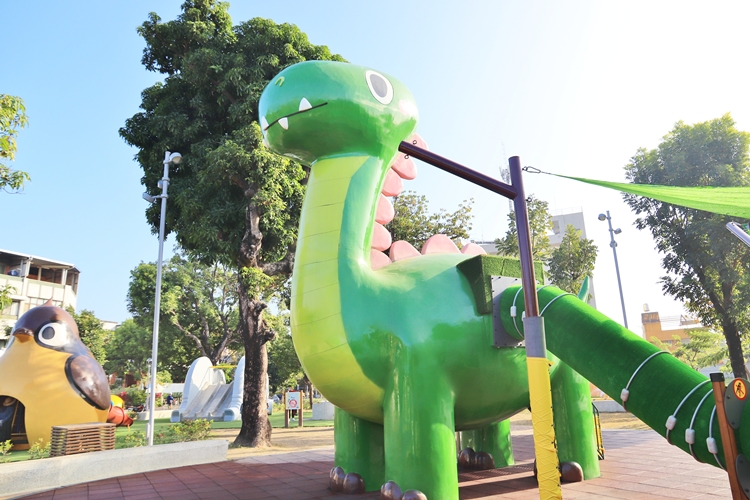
509,156 -> 540,318
398,141 -> 517,199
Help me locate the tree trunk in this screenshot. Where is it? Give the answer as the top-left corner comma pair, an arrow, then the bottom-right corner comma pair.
723,319 -> 748,379
233,279 -> 273,447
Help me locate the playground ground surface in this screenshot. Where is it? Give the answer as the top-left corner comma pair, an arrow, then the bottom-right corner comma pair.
16,411 -> 733,499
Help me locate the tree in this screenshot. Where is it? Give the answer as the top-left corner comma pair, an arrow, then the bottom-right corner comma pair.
385,191 -> 474,250
0,285 -> 13,311
265,312 -> 303,394
0,94 -> 30,192
67,308 -> 112,364
120,1 -> 344,447
547,224 -> 598,295
495,194 -> 552,260
127,253 -> 241,366
624,114 -> 750,377
649,329 -> 726,372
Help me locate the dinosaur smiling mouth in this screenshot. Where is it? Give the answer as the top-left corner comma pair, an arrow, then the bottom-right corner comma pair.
261,98 -> 328,131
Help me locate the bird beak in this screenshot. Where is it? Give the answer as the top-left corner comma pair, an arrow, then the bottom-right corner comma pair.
12,328 -> 33,343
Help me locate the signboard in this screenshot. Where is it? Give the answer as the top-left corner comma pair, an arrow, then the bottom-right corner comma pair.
285,391 -> 301,411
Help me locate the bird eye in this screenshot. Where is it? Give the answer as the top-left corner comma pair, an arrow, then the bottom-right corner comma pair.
365,70 -> 394,105
37,322 -> 69,347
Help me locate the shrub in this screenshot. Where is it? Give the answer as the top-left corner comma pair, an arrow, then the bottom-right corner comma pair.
0,439 -> 12,463
119,430 -> 146,448
160,419 -> 211,443
124,387 -> 147,406
28,439 -> 50,459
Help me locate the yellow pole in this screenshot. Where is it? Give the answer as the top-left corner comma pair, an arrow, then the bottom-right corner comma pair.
527,356 -> 561,499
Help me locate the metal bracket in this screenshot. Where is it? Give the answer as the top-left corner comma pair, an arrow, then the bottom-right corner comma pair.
491,276 -> 524,348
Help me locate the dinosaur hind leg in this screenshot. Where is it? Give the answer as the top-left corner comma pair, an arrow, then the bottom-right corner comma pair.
460,419 -> 514,470
551,360 -> 600,481
383,352 -> 458,500
332,407 -> 384,493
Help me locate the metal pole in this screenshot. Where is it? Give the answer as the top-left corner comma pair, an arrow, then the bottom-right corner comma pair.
147,151 -> 172,446
604,211 -> 628,329
510,157 -> 561,499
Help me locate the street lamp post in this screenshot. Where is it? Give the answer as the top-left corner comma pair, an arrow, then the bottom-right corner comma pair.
143,150 -> 181,446
598,211 -> 628,329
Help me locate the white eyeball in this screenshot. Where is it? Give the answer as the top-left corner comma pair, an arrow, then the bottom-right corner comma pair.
37,322 -> 69,348
365,70 -> 394,105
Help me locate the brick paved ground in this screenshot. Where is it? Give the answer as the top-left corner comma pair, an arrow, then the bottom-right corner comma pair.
20,428 -> 731,499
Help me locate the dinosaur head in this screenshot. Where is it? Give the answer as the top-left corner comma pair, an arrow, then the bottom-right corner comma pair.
259,61 -> 418,165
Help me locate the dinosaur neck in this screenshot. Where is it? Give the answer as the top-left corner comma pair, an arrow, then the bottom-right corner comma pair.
290,154 -> 386,421
294,154 -> 382,293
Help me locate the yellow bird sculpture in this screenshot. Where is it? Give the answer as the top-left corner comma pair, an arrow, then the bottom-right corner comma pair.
0,301 -> 109,449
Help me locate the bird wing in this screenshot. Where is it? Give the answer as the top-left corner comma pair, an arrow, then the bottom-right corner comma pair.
65,355 -> 111,410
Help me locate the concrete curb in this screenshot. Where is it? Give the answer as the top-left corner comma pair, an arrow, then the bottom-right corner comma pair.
0,439 -> 228,499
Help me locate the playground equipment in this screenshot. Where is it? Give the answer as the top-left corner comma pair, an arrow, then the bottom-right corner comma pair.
0,302 -> 109,449
259,61 -> 750,499
171,356 -> 244,422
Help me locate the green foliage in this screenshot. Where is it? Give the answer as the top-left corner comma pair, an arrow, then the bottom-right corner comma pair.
547,224 -> 598,295
265,311 -> 303,393
123,387 -> 147,406
27,439 -> 50,459
67,308 -> 112,364
0,439 -> 12,463
126,252 -> 241,369
0,284 -> 13,311
649,329 -> 726,371
624,114 -> 750,377
0,94 -> 30,192
495,195 -> 552,260
386,191 -> 474,250
167,419 -> 211,442
119,429 -> 146,448
120,2 -> 346,445
104,319 -> 158,382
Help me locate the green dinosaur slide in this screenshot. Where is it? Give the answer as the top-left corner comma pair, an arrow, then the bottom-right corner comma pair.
258,60 -> 743,500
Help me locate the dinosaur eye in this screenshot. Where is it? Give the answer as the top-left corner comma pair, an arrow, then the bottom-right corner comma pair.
365,70 -> 393,105
37,322 -> 69,348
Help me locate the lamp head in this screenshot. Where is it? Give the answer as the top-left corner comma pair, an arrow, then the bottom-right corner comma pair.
597,214 -> 607,221
167,152 -> 182,164
614,228 -> 622,235
142,192 -> 157,204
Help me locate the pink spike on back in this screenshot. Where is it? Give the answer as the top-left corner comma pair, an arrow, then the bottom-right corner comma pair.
372,222 -> 393,252
460,243 -> 487,256
421,234 -> 460,255
382,169 -> 403,197
375,194 -> 395,224
370,249 -> 391,270
391,155 -> 417,180
390,240 -> 421,262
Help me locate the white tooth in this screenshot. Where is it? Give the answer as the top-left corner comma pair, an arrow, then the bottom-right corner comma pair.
260,116 -> 269,130
299,97 -> 312,111
279,117 -> 289,130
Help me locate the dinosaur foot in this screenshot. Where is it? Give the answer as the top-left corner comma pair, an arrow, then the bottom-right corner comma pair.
457,447 -> 496,470
532,460 -> 584,483
560,461 -> 584,482
329,467 -> 365,494
380,480 -> 427,500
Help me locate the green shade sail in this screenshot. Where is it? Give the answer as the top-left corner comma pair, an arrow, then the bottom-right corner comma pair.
556,174 -> 750,219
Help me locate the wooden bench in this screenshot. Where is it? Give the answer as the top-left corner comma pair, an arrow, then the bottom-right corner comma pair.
49,423 -> 116,457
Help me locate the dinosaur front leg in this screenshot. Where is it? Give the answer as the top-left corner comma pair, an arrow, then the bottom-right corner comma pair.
383,353 -> 458,500
332,407 -> 385,493
550,360 -> 600,481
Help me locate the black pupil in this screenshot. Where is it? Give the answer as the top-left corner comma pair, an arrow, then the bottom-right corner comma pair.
370,74 -> 388,97
41,326 -> 55,340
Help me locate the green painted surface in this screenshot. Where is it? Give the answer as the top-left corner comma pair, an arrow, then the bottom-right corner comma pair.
260,61 -> 598,499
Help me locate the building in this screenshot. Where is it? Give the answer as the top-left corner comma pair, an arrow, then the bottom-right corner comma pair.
641,304 -> 702,343
0,249 -> 80,352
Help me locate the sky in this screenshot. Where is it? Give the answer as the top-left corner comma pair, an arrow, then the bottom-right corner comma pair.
4,1 -> 750,335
